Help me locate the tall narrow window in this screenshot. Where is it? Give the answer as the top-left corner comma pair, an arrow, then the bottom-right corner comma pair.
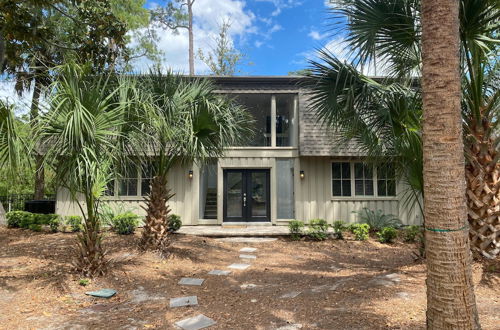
354,163 -> 374,196
332,162 -> 351,196
377,164 -> 396,196
277,159 -> 294,218
275,94 -> 296,147
119,164 -> 138,196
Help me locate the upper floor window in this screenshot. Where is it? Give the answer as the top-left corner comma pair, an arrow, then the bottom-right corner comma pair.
232,93 -> 297,147
331,162 -> 396,197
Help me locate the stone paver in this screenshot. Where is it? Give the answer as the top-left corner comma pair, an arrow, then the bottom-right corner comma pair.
280,291 -> 301,299
175,314 -> 216,330
178,278 -> 205,286
239,247 -> 257,253
217,237 -> 278,243
208,270 -> 231,276
228,263 -> 251,270
276,324 -> 303,330
170,296 -> 198,308
239,254 -> 257,259
240,283 -> 257,289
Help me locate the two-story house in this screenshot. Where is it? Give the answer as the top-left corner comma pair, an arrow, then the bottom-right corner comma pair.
55,76 -> 422,226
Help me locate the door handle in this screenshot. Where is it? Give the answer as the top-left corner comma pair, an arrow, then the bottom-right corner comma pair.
243,193 -> 247,207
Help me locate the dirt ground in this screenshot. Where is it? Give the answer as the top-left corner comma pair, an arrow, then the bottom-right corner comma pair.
0,227 -> 498,330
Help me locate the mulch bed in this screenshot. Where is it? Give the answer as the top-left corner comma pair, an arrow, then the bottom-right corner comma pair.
0,227 -> 498,329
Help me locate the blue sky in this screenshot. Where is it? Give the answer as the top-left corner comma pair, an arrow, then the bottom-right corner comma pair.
141,0 -> 345,75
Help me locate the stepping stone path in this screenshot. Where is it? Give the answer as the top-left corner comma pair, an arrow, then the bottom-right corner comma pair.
208,270 -> 231,276
175,314 -> 216,330
239,254 -> 257,259
170,296 -> 198,308
173,246 -> 259,328
178,278 -> 205,286
228,263 -> 251,270
280,291 -> 301,299
239,247 -> 257,253
217,237 -> 277,243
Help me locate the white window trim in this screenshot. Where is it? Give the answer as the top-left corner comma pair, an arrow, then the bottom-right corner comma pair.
330,161 -> 397,201
103,166 -> 149,200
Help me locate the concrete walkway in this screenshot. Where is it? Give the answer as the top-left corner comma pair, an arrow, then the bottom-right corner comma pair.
177,225 -> 292,237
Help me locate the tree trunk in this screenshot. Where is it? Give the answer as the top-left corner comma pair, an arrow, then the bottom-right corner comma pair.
140,174 -> 175,250
31,75 -> 45,199
188,0 -> 195,75
466,121 -> 500,259
0,33 -> 5,72
421,0 -> 480,328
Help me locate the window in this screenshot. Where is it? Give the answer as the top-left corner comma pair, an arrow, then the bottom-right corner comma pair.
332,162 -> 351,196
105,162 -> 153,198
231,93 -> 297,147
377,164 -> 396,196
354,163 -> 374,196
277,158 -> 295,218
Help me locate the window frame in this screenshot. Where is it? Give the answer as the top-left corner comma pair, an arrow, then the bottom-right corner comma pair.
103,163 -> 152,200
330,161 -> 398,200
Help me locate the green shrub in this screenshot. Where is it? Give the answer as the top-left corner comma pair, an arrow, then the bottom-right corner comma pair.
111,212 -> 139,235
288,220 -> 305,240
403,225 -> 422,242
65,215 -> 82,232
357,208 -> 402,231
6,211 -> 25,228
28,224 -> 43,232
79,278 -> 90,286
307,219 -> 329,241
168,214 -> 182,233
48,215 -> 61,233
351,223 -> 370,241
332,220 -> 347,239
98,203 -> 136,227
377,227 -> 398,243
19,212 -> 35,229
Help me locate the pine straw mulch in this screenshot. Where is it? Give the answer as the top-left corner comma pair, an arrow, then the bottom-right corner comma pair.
0,226 -> 498,330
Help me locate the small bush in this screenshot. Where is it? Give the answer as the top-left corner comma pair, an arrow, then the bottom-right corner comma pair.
332,220 -> 347,239
307,219 -> 329,241
357,208 -> 402,231
6,211 -> 26,228
65,215 -> 82,232
168,214 -> 182,233
111,212 -> 139,235
403,225 -> 421,242
19,212 -> 35,229
288,220 -> 305,240
28,224 -> 43,232
48,215 -> 61,232
377,227 -> 398,243
351,223 -> 370,241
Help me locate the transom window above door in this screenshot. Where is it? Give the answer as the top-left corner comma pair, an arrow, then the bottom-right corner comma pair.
230,93 -> 298,147
331,162 -> 396,197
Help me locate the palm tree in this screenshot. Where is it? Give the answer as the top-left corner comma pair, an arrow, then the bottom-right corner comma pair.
38,62 -> 135,276
0,101 -> 26,175
309,0 -> 499,258
421,0 -> 479,327
136,72 -> 253,250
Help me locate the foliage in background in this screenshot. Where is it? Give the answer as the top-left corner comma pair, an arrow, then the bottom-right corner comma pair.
288,220 -> 305,240
65,216 -> 83,232
98,203 -> 137,227
197,21 -> 245,76
403,225 -> 422,242
357,208 -> 402,231
307,219 -> 329,241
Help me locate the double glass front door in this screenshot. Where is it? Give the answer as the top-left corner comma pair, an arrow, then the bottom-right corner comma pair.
223,169 -> 270,222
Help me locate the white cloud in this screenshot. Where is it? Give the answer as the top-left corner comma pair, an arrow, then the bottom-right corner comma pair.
256,0 -> 303,17
255,40 -> 264,48
308,30 -> 328,41
131,0 -> 257,74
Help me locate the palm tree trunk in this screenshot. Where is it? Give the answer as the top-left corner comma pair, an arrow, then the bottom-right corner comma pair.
140,174 -> 175,250
421,0 -> 480,328
466,121 -> 500,259
188,0 -> 195,75
31,74 -> 45,199
0,33 -> 5,71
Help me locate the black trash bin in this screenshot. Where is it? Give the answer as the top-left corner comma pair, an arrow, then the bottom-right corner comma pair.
24,200 -> 56,214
